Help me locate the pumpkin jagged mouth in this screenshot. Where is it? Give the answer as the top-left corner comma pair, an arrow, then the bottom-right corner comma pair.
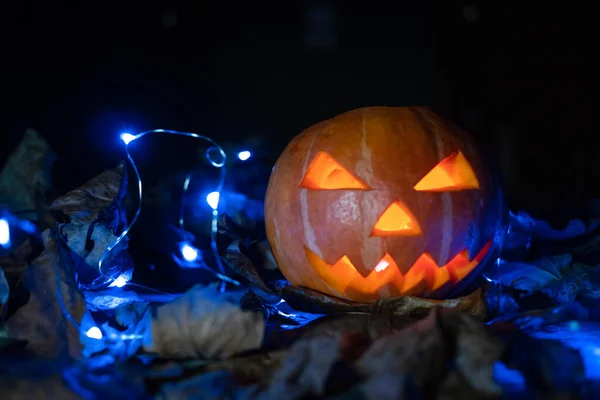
304,241 -> 491,301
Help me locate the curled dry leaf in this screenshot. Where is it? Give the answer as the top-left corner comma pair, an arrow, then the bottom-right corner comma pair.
50,164 -> 126,225
355,311 -> 447,400
355,308 -> 503,400
51,165 -> 131,285
281,284 -> 487,319
436,309 -> 505,399
155,308 -> 504,399
224,240 -> 274,294
0,129 -> 56,216
5,229 -> 85,359
252,336 -> 345,400
143,285 -> 265,359
248,332 -> 370,400
263,310 -> 415,352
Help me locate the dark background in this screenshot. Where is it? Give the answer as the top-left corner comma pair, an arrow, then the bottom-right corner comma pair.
1,1 -> 597,227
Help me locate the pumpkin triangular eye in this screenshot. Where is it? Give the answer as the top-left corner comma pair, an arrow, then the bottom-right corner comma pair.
299,151 -> 370,190
413,151 -> 480,192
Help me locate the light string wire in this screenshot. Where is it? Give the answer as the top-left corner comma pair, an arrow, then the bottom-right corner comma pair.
97,129 -> 238,292
52,129 -> 240,346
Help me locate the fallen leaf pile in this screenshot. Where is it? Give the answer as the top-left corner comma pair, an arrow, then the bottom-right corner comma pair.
1,133 -> 599,399
154,307 -> 505,400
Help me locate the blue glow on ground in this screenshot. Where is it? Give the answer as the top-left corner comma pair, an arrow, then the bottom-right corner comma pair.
493,361 -> 526,392
527,321 -> 600,379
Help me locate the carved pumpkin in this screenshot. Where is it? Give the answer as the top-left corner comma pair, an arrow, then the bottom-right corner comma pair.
265,107 -> 506,302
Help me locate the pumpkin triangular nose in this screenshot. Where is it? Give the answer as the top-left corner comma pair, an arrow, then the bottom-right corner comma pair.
371,201 -> 422,236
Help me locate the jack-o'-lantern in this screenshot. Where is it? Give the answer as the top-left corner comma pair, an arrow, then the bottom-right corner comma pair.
265,107 -> 506,302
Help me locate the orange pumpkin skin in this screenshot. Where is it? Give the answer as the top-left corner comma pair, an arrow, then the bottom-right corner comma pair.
265,107 -> 506,302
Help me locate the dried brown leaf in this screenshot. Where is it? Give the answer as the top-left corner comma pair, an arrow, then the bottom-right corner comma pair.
355,310 -> 447,400
381,287 -> 487,320
437,309 -> 504,399
51,165 -> 130,282
251,336 -> 346,400
50,164 -> 124,224
195,350 -> 288,384
0,129 -> 56,215
354,308 -> 504,400
224,240 -> 274,293
5,229 -> 85,359
144,285 -> 265,359
282,284 -> 487,319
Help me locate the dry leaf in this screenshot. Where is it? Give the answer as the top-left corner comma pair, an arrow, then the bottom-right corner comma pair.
437,309 -> 504,399
190,350 -> 288,384
224,240 -> 274,293
253,336 -> 343,399
51,165 -> 131,287
355,308 -> 504,400
143,285 -> 265,359
355,310 -> 447,400
282,284 -> 487,319
248,332 -> 371,400
5,229 -> 85,359
150,309 -> 504,399
0,129 -> 56,216
50,164 -> 125,225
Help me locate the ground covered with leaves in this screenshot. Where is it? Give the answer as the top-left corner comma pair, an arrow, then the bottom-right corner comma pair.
1,131 -> 600,399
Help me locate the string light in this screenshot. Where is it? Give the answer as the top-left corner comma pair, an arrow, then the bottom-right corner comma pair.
180,243 -> 199,262
206,191 -> 220,210
0,218 -> 10,247
237,150 -> 251,161
94,129 -> 231,292
108,274 -> 129,288
119,132 -> 137,145
52,128 -> 242,350
86,326 -> 103,340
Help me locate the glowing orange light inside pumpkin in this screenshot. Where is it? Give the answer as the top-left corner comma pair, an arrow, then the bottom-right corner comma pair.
305,241 -> 491,302
413,151 -> 480,192
371,200 -> 422,236
299,151 -> 371,190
